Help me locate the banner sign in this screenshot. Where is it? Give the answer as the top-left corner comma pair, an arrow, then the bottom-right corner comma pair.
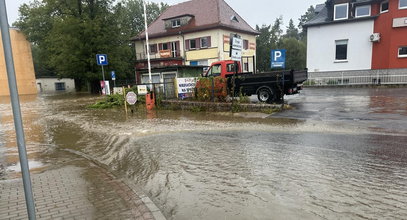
176,77 -> 197,99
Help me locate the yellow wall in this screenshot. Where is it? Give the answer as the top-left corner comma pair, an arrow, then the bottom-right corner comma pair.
0,29 -> 37,96
186,48 -> 218,61
135,28 -> 257,70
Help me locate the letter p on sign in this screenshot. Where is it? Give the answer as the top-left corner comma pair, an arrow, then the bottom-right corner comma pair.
96,54 -> 108,66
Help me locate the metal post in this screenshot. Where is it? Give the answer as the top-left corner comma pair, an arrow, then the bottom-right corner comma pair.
101,65 -> 107,95
143,0 -> 152,87
0,1 -> 36,219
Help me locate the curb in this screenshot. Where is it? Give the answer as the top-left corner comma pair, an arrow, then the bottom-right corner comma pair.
63,149 -> 166,220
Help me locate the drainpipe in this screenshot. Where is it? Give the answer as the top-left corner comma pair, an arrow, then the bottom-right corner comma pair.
179,31 -> 185,65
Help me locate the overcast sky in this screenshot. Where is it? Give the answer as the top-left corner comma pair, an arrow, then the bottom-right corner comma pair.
5,0 -> 323,29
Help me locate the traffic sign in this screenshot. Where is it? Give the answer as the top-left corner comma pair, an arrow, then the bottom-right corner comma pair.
271,49 -> 286,69
126,91 -> 137,105
231,37 -> 243,50
96,54 -> 108,66
111,71 -> 116,80
230,34 -> 242,62
230,49 -> 242,62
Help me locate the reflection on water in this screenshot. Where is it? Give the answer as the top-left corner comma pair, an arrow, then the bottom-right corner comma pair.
1,88 -> 407,219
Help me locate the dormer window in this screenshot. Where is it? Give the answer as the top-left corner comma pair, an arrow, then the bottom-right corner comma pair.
231,15 -> 239,22
355,5 -> 371,17
381,1 -> 389,13
172,19 -> 181,28
334,3 -> 349,20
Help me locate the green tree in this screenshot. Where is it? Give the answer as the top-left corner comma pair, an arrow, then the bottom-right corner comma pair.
14,0 -> 167,92
298,5 -> 316,41
256,17 -> 283,72
284,19 -> 299,40
279,38 -> 306,70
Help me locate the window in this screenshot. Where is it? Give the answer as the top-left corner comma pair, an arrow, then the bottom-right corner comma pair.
355,5 -> 371,17
201,37 -> 209,48
149,44 -> 157,54
162,43 -> 168,50
55,82 -> 66,91
244,63 -> 249,72
207,64 -> 221,77
381,1 -> 389,13
190,39 -> 196,49
172,19 -> 181,28
334,3 -> 349,20
400,0 -> 407,9
399,46 -> 407,57
335,40 -> 348,61
243,40 -> 249,50
226,64 -> 236,73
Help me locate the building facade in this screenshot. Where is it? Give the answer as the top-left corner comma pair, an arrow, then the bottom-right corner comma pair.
305,0 -> 407,75
132,0 -> 258,84
36,78 -> 76,93
0,28 -> 37,96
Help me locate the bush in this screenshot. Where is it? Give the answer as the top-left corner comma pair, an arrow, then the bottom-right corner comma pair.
195,77 -> 228,102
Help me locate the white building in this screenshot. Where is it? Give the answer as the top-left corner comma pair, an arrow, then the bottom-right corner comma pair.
36,78 -> 75,93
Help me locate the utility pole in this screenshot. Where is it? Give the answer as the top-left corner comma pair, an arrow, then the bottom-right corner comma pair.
0,1 -> 36,219
143,0 -> 152,88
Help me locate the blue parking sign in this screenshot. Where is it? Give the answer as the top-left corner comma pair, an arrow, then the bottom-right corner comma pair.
96,54 -> 108,66
271,49 -> 286,69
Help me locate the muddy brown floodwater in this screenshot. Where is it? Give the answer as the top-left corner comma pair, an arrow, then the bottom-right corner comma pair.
1,88 -> 407,220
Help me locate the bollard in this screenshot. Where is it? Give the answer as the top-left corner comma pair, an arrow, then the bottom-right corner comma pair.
146,92 -> 155,110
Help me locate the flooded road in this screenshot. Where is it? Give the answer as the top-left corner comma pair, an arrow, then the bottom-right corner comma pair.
1,88 -> 406,219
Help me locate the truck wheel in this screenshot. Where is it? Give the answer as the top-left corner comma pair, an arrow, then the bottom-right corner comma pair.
257,88 -> 276,103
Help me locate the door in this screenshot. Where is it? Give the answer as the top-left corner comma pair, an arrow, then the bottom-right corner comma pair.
171,41 -> 178,57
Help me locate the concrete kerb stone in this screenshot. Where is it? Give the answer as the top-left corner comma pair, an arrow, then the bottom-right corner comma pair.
62,148 -> 166,220
162,100 -> 284,112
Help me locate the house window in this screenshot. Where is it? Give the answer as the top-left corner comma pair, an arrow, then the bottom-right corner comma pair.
55,82 -> 66,91
149,44 -> 157,54
381,1 -> 389,13
190,39 -> 197,49
399,46 -> 407,57
400,0 -> 407,9
244,63 -> 249,72
355,5 -> 371,17
243,40 -> 249,50
162,43 -> 168,50
201,37 -> 209,48
334,3 -> 349,20
172,19 -> 181,28
335,40 -> 348,61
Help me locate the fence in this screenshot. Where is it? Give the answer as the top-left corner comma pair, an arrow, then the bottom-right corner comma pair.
305,69 -> 407,86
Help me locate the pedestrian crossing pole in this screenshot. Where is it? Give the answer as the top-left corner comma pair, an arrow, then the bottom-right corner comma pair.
0,1 -> 36,219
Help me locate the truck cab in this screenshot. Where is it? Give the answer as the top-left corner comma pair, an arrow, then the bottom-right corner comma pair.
203,60 -> 242,78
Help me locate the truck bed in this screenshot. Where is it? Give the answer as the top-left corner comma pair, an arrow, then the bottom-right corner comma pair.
226,70 -> 307,97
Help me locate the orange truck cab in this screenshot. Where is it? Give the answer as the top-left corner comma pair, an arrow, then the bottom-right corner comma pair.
203,60 -> 243,78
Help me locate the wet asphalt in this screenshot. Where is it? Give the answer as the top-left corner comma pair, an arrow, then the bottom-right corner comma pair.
0,87 -> 406,220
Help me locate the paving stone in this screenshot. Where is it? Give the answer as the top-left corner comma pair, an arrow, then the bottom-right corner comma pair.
0,160 -> 165,219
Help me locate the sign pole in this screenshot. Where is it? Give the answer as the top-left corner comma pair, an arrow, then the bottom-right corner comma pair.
143,0 -> 152,88
0,1 -> 36,219
101,65 -> 107,95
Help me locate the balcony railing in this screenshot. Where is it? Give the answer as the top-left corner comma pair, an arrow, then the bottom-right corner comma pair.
136,50 -> 181,60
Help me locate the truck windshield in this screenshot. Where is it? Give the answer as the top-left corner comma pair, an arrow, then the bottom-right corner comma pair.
208,64 -> 221,76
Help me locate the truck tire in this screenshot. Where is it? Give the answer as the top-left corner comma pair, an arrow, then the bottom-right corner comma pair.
257,87 -> 276,103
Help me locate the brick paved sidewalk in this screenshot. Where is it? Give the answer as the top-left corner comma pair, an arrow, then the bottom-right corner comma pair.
0,160 -> 166,220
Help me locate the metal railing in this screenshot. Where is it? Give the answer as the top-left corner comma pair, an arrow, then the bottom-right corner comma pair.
305,70 -> 407,86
